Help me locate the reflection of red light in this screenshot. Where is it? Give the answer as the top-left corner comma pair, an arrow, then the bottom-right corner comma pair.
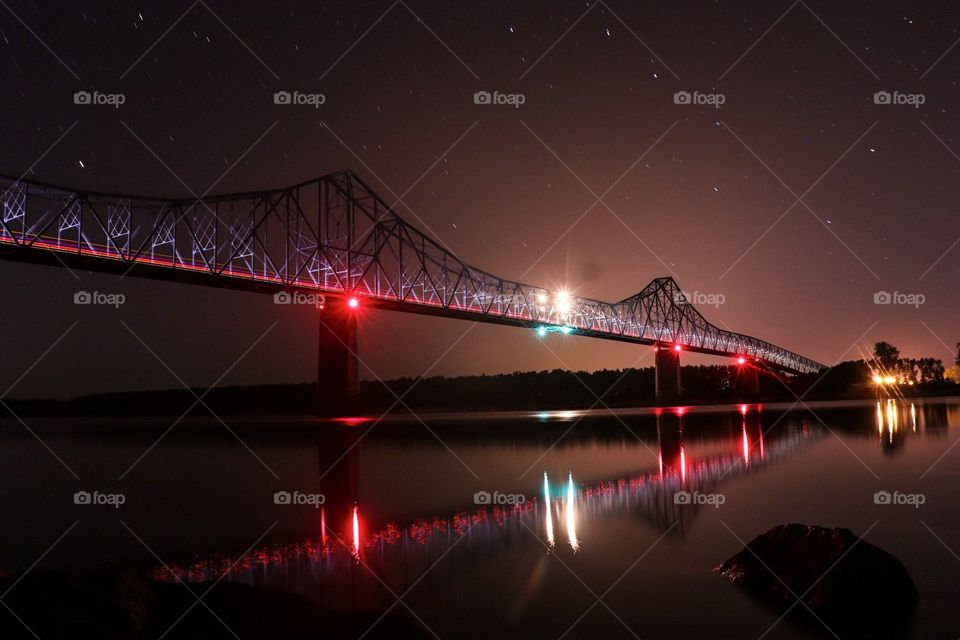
321,508 -> 327,546
674,344 -> 682,352
347,297 -> 359,309
739,404 -> 748,416
333,416 -> 370,426
351,506 -> 360,557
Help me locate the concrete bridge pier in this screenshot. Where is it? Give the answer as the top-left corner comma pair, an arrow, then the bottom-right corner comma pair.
733,365 -> 760,402
317,299 -> 360,417
655,346 -> 682,405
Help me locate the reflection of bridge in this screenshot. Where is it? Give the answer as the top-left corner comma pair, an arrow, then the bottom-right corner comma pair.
0,171 -> 824,414
150,408 -> 816,595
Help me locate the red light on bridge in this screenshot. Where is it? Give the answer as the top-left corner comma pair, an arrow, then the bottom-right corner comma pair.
673,344 -> 682,352
347,297 -> 359,309
737,356 -> 746,365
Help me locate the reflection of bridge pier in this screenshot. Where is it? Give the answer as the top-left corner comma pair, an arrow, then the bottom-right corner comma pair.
657,410 -> 685,480
317,427 -> 361,546
741,406 -> 764,465
317,301 -> 360,417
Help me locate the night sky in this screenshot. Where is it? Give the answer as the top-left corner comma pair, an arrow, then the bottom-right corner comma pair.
2,0 -> 960,399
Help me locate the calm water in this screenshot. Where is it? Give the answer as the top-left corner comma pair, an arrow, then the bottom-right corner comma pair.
2,398 -> 960,639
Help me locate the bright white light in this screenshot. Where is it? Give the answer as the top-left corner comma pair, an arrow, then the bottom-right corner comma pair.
556,291 -> 571,314
536,292 -> 548,304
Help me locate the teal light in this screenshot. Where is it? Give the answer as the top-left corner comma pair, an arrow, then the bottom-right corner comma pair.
560,326 -> 573,334
536,326 -> 547,337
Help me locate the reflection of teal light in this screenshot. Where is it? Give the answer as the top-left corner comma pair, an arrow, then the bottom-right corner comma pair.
560,326 -> 573,334
536,326 -> 547,337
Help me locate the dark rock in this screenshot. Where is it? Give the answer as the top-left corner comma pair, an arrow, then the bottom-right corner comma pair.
0,570 -> 426,639
716,523 -> 917,639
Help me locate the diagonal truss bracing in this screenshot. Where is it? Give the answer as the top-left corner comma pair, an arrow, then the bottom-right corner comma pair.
0,171 -> 824,374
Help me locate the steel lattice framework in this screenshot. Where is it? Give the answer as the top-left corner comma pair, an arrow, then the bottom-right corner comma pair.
0,171 -> 823,374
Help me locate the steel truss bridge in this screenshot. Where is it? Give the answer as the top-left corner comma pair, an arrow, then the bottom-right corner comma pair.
0,170 -> 823,375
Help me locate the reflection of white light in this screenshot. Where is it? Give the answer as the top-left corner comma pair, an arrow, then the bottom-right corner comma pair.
544,472 -> 554,549
742,426 -> 749,467
565,472 -> 579,552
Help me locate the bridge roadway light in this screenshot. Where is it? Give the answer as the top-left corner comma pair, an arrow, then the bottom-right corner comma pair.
737,356 -> 746,365
673,344 -> 682,352
347,297 -> 359,309
556,291 -> 571,315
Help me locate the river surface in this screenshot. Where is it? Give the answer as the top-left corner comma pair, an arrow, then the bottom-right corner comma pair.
2,398 -> 959,638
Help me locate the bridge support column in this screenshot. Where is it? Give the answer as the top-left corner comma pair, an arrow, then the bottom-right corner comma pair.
655,346 -> 682,405
733,365 -> 760,402
317,302 -> 360,417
